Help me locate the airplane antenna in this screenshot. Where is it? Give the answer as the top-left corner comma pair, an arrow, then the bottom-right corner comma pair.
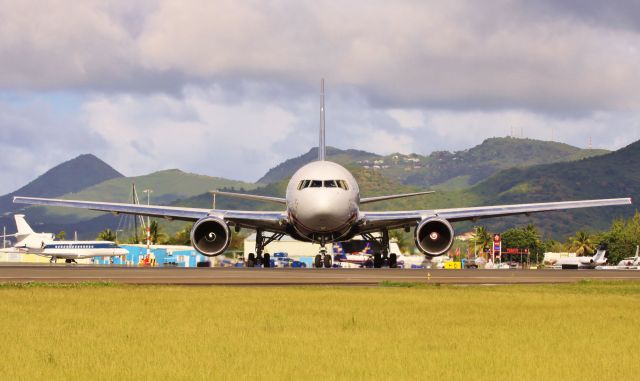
319,78 -> 326,161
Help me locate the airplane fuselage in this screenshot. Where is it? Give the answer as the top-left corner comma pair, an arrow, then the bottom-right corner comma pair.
286,161 -> 360,244
25,241 -> 128,260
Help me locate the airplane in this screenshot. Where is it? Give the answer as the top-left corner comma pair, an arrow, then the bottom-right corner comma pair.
544,244 -> 608,269
333,241 -> 375,268
13,80 -> 632,269
616,245 -> 640,268
0,214 -> 128,263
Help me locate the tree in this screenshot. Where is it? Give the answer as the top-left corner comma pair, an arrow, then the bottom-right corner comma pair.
149,220 -> 168,245
568,231 -> 595,256
390,229 -> 412,254
472,226 -> 492,256
97,229 -> 116,242
501,224 -> 544,263
168,223 -> 193,245
598,212 -> 640,264
56,231 -> 66,240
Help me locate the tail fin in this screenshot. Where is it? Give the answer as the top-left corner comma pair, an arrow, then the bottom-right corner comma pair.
593,245 -> 607,263
318,78 -> 326,161
14,215 -> 34,235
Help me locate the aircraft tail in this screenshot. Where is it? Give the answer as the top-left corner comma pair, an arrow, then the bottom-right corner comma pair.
319,78 -> 326,161
592,244 -> 607,263
14,214 -> 34,235
12,214 -> 53,248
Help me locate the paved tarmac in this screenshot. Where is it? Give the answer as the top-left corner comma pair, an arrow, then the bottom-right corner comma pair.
1,264 -> 639,285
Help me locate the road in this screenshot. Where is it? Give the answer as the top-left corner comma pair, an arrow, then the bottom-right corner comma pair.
1,264 -> 639,285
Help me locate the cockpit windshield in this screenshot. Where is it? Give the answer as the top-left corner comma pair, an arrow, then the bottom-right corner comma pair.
298,179 -> 349,190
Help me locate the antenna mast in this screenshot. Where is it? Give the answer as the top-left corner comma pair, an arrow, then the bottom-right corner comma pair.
319,78 -> 326,161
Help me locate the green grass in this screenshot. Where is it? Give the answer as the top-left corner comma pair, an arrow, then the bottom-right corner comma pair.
1,282 -> 639,380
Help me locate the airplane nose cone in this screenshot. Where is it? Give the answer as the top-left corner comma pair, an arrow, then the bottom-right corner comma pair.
296,192 -> 350,231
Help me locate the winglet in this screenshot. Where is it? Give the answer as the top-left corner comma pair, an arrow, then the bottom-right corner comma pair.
319,78 -> 326,161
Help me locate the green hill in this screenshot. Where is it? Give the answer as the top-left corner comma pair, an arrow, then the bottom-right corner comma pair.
462,140 -> 639,237
0,154 -> 123,231
258,147 -> 380,184
21,169 -> 258,225
257,138 -> 608,191
403,137 -> 608,188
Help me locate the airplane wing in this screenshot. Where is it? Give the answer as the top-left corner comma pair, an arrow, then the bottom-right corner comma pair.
13,197 -> 288,233
210,190 -> 287,204
360,191 -> 435,204
358,198 -> 632,232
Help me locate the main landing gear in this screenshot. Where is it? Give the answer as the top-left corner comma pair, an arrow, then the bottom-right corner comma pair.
64,259 -> 78,264
362,230 -> 398,269
314,247 -> 332,268
245,229 -> 284,268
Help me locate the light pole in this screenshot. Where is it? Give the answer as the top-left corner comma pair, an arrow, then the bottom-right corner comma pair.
143,189 -> 153,225
115,229 -> 124,243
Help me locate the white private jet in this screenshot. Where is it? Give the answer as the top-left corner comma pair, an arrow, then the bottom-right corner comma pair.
13,80 -> 632,268
544,244 -> 608,269
616,246 -> 640,268
0,214 -> 128,263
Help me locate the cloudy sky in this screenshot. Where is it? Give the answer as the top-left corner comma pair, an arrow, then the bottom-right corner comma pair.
1,0 -> 639,194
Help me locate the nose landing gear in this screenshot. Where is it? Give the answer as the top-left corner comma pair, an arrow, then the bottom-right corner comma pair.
314,247 -> 333,268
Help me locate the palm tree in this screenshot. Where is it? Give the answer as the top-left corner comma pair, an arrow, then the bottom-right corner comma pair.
97,229 -> 116,242
569,231 -> 595,256
472,226 -> 492,256
149,221 -> 168,245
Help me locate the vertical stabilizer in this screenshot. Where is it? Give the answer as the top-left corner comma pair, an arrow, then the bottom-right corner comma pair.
14,215 -> 34,235
593,246 -> 607,263
319,78 -> 326,161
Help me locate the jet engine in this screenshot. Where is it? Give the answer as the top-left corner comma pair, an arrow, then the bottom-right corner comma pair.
190,217 -> 231,256
415,217 -> 454,256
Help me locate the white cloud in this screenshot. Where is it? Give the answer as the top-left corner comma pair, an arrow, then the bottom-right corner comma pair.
0,0 -> 638,113
80,86 -> 299,182
1,1 -> 640,195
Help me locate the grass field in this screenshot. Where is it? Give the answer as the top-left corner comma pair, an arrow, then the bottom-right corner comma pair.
0,281 -> 639,380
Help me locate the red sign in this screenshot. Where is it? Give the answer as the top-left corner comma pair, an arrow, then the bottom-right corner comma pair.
493,234 -> 501,260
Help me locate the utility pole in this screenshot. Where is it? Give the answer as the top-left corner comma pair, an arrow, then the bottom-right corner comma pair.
3,226 -> 5,249
143,189 -> 153,259
212,190 -> 218,209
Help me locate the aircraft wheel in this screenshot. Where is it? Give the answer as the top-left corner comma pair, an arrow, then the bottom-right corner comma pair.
314,254 -> 322,268
373,253 -> 382,268
323,255 -> 332,268
247,253 -> 255,268
65,259 -> 73,264
263,253 -> 271,268
389,253 -> 398,268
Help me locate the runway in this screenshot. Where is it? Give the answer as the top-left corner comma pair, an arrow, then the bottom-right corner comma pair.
1,264 -> 640,285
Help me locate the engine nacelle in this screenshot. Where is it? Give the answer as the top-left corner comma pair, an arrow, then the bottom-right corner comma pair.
190,217 -> 231,257
415,217 -> 454,256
